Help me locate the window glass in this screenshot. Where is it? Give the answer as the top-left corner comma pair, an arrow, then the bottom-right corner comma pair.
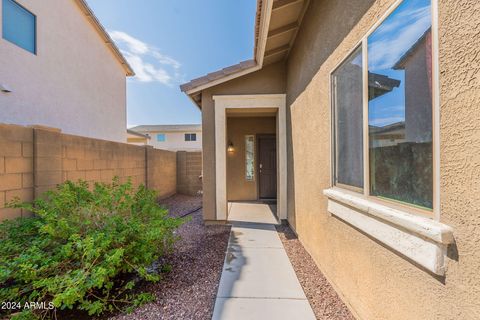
245,135 -> 255,181
185,133 -> 196,141
368,0 -> 433,208
332,46 -> 364,190
157,134 -> 166,142
2,0 -> 36,54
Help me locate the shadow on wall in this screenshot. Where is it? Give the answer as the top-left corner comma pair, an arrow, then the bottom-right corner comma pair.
286,0 -> 376,103
177,151 -> 202,196
285,0 -> 375,229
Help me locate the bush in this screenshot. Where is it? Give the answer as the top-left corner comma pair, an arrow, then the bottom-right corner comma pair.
0,178 -> 183,319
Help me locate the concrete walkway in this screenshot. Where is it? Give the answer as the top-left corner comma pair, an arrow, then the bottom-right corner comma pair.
212,202 -> 316,320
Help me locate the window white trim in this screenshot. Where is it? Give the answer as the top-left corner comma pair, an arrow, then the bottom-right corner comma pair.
326,0 -> 451,275
329,0 -> 440,217
324,188 -> 453,275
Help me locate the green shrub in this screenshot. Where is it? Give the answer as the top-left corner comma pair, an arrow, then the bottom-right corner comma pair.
0,178 -> 183,319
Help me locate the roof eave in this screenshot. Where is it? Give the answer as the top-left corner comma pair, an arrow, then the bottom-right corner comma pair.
126,129 -> 150,139
182,62 -> 261,95
180,0 -> 274,101
74,0 -> 135,77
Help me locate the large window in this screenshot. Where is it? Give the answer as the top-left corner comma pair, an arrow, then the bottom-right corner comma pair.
332,0 -> 434,210
185,133 -> 197,141
2,0 -> 36,54
332,46 -> 364,190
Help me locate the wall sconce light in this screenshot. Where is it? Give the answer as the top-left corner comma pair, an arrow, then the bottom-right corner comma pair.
227,141 -> 235,153
0,84 -> 12,93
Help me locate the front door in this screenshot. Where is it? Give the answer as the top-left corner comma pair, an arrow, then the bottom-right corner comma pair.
258,135 -> 277,199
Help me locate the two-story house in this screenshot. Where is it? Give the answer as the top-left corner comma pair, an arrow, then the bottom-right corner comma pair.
129,124 -> 202,151
0,0 -> 133,142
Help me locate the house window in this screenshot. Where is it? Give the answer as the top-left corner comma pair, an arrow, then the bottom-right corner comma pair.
157,133 -> 166,142
2,0 -> 36,54
245,135 -> 255,181
185,133 -> 196,141
332,0 -> 434,210
332,46 -> 364,191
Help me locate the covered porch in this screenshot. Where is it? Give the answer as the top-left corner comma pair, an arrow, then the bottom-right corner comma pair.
214,94 -> 288,222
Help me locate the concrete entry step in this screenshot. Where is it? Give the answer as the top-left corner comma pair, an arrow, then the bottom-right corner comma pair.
227,202 -> 279,224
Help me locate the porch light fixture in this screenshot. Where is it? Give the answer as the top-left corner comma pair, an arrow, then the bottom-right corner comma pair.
227,141 -> 235,153
0,84 -> 12,93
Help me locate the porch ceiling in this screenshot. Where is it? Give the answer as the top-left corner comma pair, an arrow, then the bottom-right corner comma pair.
227,107 -> 278,118
263,0 -> 309,66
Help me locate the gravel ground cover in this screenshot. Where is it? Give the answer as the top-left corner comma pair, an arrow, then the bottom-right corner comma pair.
110,194 -> 231,320
158,194 -> 203,218
276,224 -> 355,320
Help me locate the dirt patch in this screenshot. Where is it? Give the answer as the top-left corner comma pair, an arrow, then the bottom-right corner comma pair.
110,195 -> 230,320
276,224 -> 355,320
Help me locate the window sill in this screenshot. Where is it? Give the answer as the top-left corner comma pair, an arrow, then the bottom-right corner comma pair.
323,187 -> 454,275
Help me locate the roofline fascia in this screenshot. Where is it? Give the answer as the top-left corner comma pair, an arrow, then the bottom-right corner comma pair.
126,129 -> 151,139
186,93 -> 203,110
74,0 -> 135,77
255,0 -> 273,67
183,0 -> 273,98
184,64 -> 262,96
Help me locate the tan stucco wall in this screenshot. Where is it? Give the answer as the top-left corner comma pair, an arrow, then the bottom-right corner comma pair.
284,0 -> 480,319
226,117 -> 276,201
0,0 -> 127,142
191,0 -> 480,316
201,62 -> 286,220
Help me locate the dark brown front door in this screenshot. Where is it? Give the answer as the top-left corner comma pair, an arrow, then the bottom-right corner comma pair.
258,135 -> 277,199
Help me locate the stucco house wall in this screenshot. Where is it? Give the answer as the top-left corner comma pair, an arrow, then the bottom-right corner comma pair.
284,0 -> 480,319
201,62 -> 286,221
190,0 -> 480,318
0,0 -> 128,142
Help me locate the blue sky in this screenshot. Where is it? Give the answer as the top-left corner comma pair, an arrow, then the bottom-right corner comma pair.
368,0 -> 431,127
86,0 -> 257,127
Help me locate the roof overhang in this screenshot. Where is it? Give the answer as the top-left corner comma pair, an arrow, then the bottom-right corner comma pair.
180,0 -> 310,108
126,129 -> 150,139
75,0 -> 135,77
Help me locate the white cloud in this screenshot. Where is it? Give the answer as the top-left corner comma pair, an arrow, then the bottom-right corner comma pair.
370,116 -> 405,127
368,4 -> 431,71
109,31 -> 182,85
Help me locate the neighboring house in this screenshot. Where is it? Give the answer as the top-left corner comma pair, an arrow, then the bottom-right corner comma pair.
181,0 -> 480,319
0,0 -> 133,142
126,129 -> 150,146
129,124 -> 202,151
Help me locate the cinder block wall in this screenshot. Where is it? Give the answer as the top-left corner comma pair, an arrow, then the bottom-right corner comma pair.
0,124 -> 34,219
177,151 -> 202,196
146,147 -> 177,199
0,124 -> 178,221
60,132 -> 147,188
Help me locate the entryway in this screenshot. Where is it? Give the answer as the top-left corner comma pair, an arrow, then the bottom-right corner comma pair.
227,202 -> 278,224
213,94 -> 287,221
